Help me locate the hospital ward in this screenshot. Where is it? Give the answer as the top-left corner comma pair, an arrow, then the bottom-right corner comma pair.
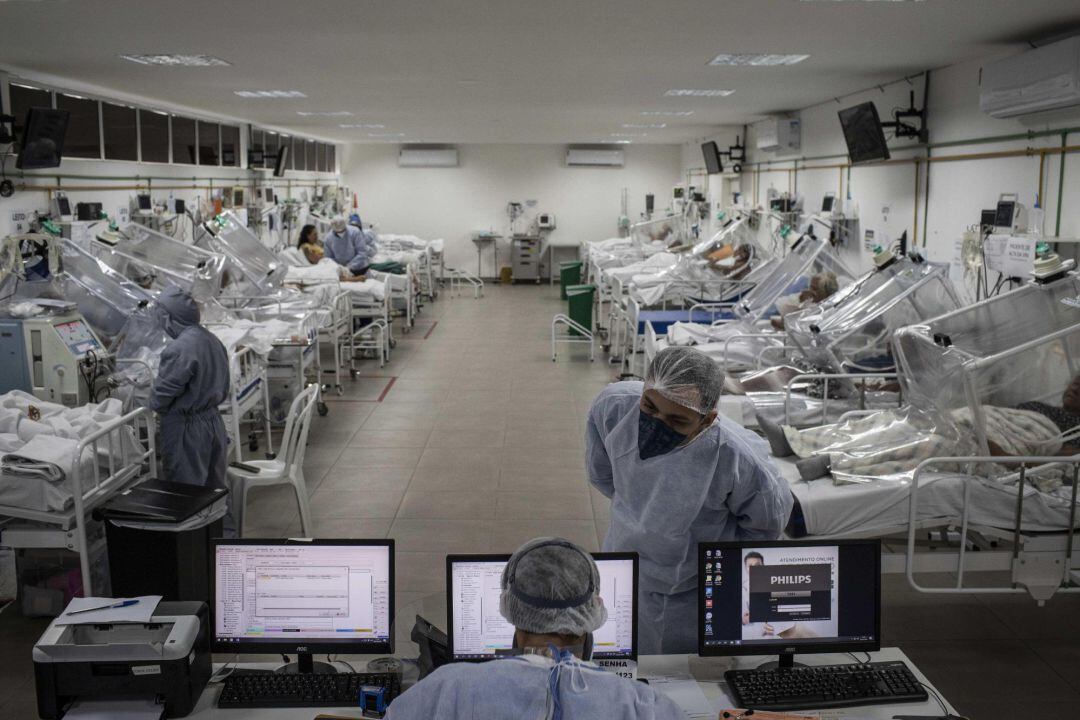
2,2 -> 1080,719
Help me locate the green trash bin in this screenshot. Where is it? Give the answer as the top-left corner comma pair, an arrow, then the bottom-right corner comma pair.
559,261 -> 583,300
566,284 -> 595,336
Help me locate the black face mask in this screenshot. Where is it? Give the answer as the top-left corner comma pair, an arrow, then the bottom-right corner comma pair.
637,409 -> 688,460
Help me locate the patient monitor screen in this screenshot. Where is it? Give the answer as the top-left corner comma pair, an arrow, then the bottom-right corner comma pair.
54,319 -> 101,356
448,554 -> 637,660
700,541 -> 878,653
214,543 -> 392,648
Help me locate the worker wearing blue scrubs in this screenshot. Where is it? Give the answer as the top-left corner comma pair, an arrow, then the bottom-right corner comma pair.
386,537 -> 687,719
586,346 -> 791,655
323,215 -> 372,275
149,286 -> 230,488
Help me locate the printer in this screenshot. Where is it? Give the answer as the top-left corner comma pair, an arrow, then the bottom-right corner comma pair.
33,601 -> 211,719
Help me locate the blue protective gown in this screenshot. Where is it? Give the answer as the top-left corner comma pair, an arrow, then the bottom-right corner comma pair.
322,225 -> 372,274
586,382 -> 792,655
385,654 -> 687,720
149,287 -> 230,488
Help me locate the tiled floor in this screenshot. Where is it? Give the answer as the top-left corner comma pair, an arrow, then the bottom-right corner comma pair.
2,284 -> 1079,718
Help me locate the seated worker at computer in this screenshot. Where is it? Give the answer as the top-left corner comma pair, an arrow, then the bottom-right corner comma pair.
386,537 -> 687,720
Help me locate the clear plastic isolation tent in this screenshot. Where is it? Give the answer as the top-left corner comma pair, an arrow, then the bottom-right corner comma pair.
90,222 -> 229,299
786,254 -> 963,374
195,212 -> 286,293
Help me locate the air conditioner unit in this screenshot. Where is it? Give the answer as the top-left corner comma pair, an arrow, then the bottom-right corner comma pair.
398,147 -> 459,167
981,37 -> 1080,119
566,148 -> 624,167
755,116 -> 801,152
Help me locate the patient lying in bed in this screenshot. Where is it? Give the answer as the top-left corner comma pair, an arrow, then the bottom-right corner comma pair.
758,375 -> 1080,483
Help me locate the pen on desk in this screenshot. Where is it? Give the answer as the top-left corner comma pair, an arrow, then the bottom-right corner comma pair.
66,599 -> 141,615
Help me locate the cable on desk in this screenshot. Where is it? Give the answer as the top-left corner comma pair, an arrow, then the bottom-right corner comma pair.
209,655 -> 239,684
920,680 -> 950,716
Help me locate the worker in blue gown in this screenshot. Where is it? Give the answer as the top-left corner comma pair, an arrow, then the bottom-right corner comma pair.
586,346 -> 792,655
323,215 -> 374,276
385,537 -> 687,719
149,286 -> 230,488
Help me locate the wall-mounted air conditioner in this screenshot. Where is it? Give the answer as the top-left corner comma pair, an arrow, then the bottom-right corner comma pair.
566,148 -> 625,167
980,36 -> 1080,119
398,147 -> 459,167
755,115 -> 801,152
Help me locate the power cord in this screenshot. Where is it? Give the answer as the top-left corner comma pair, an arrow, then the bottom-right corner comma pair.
208,654 -> 239,683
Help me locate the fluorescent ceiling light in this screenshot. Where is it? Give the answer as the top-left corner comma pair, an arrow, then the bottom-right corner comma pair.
641,110 -> 694,117
234,90 -> 306,98
296,111 -> 353,117
623,123 -> 666,129
610,133 -> 644,137
709,53 -> 810,66
339,123 -> 386,129
121,54 -> 230,67
368,132 -> 405,138
801,1 -> 925,2
612,140 -> 633,144
665,89 -> 735,97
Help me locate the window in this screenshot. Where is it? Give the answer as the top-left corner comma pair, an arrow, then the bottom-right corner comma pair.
9,84 -> 52,131
317,142 -> 328,172
306,140 -> 316,172
102,102 -> 138,161
327,144 -> 336,173
57,93 -> 101,159
221,124 -> 240,167
197,121 -> 220,165
139,110 -> 170,163
250,129 -> 264,168
172,116 -> 196,164
293,136 -> 306,171
265,132 -> 279,169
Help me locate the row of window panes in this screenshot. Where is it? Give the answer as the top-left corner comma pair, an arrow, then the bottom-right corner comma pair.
250,128 -> 336,173
8,82 -> 333,171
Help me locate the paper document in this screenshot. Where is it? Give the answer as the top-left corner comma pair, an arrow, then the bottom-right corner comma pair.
56,596 -> 162,625
651,678 -> 714,718
64,698 -> 164,719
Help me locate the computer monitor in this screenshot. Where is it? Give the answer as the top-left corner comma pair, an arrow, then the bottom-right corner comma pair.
16,107 -> 70,170
273,146 -> 290,177
838,102 -> 890,164
701,141 -> 724,175
211,539 -> 395,674
265,187 -> 275,203
698,540 -> 880,668
136,193 -> 152,211
821,194 -> 836,213
446,552 -> 638,662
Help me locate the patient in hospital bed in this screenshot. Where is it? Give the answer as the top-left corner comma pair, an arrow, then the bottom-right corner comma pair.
757,375 -> 1080,483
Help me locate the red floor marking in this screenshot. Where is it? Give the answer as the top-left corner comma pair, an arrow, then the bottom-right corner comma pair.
423,321 -> 439,339
377,376 -> 399,402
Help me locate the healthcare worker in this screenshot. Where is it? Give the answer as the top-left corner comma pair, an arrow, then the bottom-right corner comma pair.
149,286 -> 230,488
323,215 -> 372,276
586,346 -> 791,654
386,537 -> 686,720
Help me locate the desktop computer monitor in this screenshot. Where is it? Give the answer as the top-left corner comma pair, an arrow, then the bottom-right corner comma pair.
211,539 -> 395,673
446,552 -> 638,662
698,540 -> 880,668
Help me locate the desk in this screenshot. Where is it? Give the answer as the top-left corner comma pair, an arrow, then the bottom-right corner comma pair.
186,648 -> 955,718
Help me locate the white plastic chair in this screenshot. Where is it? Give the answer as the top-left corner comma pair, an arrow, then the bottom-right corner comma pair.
226,383 -> 320,537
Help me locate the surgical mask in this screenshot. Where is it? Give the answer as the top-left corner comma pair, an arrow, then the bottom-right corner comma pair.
637,409 -> 687,460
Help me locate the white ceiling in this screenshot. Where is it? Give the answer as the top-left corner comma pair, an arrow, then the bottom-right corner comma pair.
1,0 -> 1078,145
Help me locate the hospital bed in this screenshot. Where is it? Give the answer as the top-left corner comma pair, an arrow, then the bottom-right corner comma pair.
195,212 -> 287,294
90,223 -> 230,299
0,405 -> 156,597
318,290 -> 357,394
215,345 -> 273,463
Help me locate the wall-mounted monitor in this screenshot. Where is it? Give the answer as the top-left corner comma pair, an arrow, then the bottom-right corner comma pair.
16,107 -> 70,170
701,141 -> 724,175
838,102 -> 890,165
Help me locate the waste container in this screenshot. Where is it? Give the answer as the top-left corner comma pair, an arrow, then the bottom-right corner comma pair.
559,261 -> 583,300
566,284 -> 595,336
96,480 -> 229,606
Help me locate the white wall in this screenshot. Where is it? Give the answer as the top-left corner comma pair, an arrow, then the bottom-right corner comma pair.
342,143 -> 683,275
683,50 -> 1080,299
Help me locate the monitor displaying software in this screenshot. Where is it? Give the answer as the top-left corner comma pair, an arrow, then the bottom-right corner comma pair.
446,553 -> 638,661
698,540 -> 880,657
212,540 -> 394,654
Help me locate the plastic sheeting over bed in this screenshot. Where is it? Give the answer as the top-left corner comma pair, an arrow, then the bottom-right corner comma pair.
786,255 -> 963,374
196,212 -> 287,293
91,223 -> 229,299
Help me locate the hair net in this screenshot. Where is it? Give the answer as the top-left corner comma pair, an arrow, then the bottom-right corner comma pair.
500,537 -> 607,636
154,285 -> 200,339
644,346 -> 724,415
331,215 -> 347,233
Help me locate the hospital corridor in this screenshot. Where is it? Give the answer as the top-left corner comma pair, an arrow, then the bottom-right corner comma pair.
4,2 -> 1080,719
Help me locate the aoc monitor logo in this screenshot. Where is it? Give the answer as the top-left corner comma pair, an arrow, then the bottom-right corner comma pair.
296,646 -> 309,652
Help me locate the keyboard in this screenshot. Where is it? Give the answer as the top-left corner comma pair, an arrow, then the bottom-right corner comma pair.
217,670 -> 402,709
725,660 -> 929,711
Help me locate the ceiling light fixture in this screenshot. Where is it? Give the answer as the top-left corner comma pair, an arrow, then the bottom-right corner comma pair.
641,110 -> 695,117
120,54 -> 231,67
611,140 -> 633,144
622,123 -> 666,129
610,133 -> 645,137
296,111 -> 353,117
709,53 -> 810,66
664,89 -> 735,97
339,123 -> 386,129
368,132 -> 406,138
234,90 -> 307,98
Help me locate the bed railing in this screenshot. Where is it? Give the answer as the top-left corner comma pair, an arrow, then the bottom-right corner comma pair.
782,372 -> 899,425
